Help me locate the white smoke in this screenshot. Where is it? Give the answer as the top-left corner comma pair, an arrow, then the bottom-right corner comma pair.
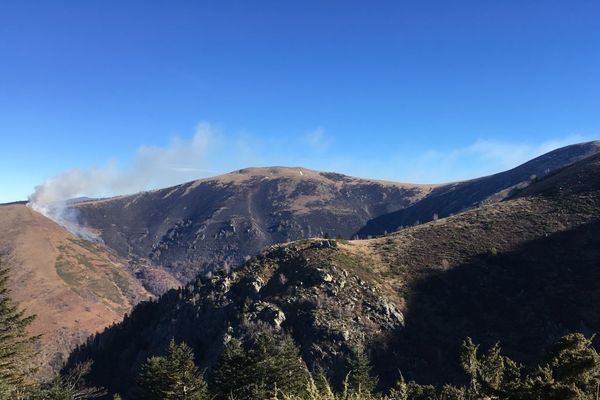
28,200 -> 103,242
28,122 -> 217,239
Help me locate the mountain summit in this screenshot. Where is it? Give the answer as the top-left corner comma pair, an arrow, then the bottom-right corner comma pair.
73,167 -> 434,283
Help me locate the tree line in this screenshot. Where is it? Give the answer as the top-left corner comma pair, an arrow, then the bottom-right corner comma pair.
126,331 -> 600,400
3,255 -> 600,399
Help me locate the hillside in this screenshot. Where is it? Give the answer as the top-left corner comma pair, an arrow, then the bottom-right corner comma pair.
69,151 -> 600,396
73,167 -> 434,282
358,140 -> 600,237
0,204 -> 157,379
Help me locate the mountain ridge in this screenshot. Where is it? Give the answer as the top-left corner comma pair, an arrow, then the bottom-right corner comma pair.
67,141 -> 600,285
72,167 -> 435,283
358,140 -> 600,237
68,146 -> 600,395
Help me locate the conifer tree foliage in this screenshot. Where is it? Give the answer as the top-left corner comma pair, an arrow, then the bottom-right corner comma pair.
211,332 -> 310,400
312,367 -> 336,398
513,333 -> 600,400
346,350 -> 378,395
0,257 -> 38,400
459,333 -> 600,400
460,337 -> 522,397
544,333 -> 600,399
210,337 -> 247,399
136,339 -> 208,400
56,330 -> 600,399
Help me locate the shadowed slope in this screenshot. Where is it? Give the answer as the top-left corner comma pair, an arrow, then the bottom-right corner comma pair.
358,140 -> 600,237
394,219 -> 600,384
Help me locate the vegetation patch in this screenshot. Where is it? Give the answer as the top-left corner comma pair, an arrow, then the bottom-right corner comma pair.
55,245 -> 125,308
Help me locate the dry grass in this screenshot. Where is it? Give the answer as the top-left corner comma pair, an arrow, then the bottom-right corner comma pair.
335,192 -> 600,312
80,166 -> 436,213
0,204 -> 151,379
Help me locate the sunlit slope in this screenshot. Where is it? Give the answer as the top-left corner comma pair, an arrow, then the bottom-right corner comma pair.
0,203 -> 151,377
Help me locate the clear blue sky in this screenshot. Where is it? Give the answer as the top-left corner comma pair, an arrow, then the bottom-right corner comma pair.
1,0 -> 600,202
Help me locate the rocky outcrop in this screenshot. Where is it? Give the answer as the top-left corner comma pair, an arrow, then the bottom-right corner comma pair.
68,239 -> 405,395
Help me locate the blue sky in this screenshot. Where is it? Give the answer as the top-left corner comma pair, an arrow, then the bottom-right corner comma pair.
1,1 -> 600,203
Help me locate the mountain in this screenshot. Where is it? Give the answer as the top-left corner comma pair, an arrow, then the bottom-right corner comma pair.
358,140 -> 600,237
68,151 -> 600,395
0,203 -> 159,378
73,167 -> 434,282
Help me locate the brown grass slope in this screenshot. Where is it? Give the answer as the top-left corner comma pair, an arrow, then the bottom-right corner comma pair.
69,153 -> 600,394
0,204 -> 152,378
73,167 -> 434,282
358,140 -> 600,237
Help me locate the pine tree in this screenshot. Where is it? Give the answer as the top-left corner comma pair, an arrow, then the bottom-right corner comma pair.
211,338 -> 252,399
164,340 -> 208,400
137,356 -> 168,400
137,339 -> 208,400
346,350 -> 378,395
302,373 -> 336,400
211,332 -> 310,400
387,373 -> 408,400
252,333 -> 309,398
460,337 -> 526,399
477,342 -> 505,391
0,258 -> 38,399
541,333 -> 600,399
460,337 -> 480,396
311,367 -> 335,399
404,382 -> 438,400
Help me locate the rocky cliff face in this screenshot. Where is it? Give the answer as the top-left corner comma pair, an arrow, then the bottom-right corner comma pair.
69,239 -> 405,395
73,167 -> 433,283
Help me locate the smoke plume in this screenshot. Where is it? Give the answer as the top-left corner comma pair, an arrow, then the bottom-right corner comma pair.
28,123 -> 216,238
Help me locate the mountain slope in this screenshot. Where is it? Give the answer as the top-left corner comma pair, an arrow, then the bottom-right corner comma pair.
69,152 -> 600,395
358,140 -> 600,237
0,203 -> 155,378
74,167 -> 434,282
